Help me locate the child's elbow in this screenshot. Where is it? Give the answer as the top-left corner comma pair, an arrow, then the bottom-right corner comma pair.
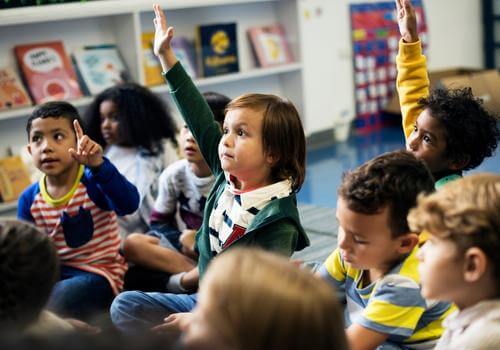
116,187 -> 140,215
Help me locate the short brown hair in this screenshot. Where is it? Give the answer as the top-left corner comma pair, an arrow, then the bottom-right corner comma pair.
408,173 -> 500,289
200,248 -> 348,350
339,150 -> 435,237
226,94 -> 306,191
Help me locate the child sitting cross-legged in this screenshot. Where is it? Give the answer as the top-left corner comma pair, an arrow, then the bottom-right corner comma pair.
395,0 -> 499,189
409,173 -> 500,350
18,101 -> 139,320
318,150 -> 455,350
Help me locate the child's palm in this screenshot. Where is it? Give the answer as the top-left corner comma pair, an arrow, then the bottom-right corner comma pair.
68,120 -> 103,168
395,0 -> 418,43
153,4 -> 174,56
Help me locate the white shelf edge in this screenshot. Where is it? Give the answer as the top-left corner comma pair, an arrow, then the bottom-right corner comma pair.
153,62 -> 303,93
0,201 -> 17,214
0,0 -> 277,27
0,96 -> 94,122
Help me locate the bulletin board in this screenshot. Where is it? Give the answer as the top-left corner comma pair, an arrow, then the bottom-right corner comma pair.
350,1 -> 428,133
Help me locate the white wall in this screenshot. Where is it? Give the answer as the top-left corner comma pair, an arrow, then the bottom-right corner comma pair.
301,0 -> 483,134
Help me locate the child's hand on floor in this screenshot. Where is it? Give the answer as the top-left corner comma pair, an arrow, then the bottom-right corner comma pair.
68,120 -> 104,169
395,0 -> 418,43
151,312 -> 193,334
180,229 -> 198,259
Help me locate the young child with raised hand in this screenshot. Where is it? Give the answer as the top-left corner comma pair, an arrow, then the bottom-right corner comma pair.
395,0 -> 499,188
122,91 -> 230,290
182,248 -> 348,350
318,150 -> 454,350
84,83 -> 179,236
409,173 -> 500,350
18,101 -> 139,320
110,4 -> 309,332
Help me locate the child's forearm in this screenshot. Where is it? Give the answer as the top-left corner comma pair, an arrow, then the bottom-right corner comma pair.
158,49 -> 178,73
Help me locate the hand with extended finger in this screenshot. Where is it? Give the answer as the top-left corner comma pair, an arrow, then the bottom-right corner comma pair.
152,4 -> 178,71
395,0 -> 418,43
68,120 -> 104,169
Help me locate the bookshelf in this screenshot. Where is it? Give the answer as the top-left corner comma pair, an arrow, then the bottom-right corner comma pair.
0,0 -> 341,214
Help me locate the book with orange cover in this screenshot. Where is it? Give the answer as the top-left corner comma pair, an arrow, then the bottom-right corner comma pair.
14,41 -> 83,104
0,156 -> 32,203
247,24 -> 294,67
0,67 -> 32,111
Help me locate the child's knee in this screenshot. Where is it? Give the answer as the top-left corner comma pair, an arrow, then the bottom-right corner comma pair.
123,233 -> 150,260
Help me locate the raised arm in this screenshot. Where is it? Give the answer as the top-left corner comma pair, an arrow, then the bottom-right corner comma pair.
395,0 -> 429,140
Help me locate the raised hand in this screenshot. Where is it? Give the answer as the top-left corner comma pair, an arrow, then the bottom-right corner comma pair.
395,0 -> 418,43
152,4 -> 178,70
68,120 -> 104,169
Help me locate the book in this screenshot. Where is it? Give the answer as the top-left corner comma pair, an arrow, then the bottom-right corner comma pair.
141,32 -> 164,87
72,45 -> 128,95
0,67 -> 32,111
0,155 -> 32,203
14,41 -> 83,104
171,37 -> 198,78
247,24 -> 294,67
196,23 -> 239,77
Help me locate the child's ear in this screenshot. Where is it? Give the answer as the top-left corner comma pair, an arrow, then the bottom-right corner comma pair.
463,247 -> 488,283
27,144 -> 32,155
397,233 -> 419,254
448,155 -> 470,171
266,153 -> 277,167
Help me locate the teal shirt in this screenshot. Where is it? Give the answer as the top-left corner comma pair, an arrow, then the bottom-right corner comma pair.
163,63 -> 309,278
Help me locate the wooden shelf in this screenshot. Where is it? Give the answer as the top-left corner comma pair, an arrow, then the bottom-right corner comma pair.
0,201 -> 17,215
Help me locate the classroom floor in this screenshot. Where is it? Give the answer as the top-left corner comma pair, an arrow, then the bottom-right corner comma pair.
297,126 -> 500,208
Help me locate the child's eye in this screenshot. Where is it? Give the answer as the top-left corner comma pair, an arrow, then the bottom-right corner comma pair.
54,133 -> 64,141
31,135 -> 40,143
423,135 -> 432,144
413,124 -> 418,132
237,129 -> 245,136
353,235 -> 368,244
222,127 -> 229,134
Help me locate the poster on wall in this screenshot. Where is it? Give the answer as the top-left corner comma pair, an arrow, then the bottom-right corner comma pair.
350,1 -> 428,133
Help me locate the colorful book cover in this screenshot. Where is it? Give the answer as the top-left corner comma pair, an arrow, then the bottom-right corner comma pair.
247,24 -> 294,67
14,41 -> 83,104
171,36 -> 198,78
141,32 -> 164,87
0,67 -> 32,111
72,45 -> 128,95
0,155 -> 32,203
196,23 -> 239,77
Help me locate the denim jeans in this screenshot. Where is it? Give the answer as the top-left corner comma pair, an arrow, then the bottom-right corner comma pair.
110,291 -> 198,333
47,265 -> 114,320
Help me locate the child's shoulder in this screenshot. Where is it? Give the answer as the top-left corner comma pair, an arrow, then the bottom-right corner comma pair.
160,158 -> 189,178
19,181 -> 41,202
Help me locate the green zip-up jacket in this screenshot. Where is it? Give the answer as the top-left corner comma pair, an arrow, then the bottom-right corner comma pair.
163,62 -> 309,279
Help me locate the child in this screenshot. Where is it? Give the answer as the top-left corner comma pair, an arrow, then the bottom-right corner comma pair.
0,219 -> 68,333
396,0 -> 499,188
110,4 -> 309,332
122,91 -> 230,290
318,150 -> 455,350
409,173 -> 500,350
18,101 -> 139,320
182,248 -> 348,350
84,83 -> 179,236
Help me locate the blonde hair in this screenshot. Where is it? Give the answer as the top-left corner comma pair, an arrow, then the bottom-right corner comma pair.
199,248 -> 348,350
408,173 -> 500,288
226,94 -> 306,192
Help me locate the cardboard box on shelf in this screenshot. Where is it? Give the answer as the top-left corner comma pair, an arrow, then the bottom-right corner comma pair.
384,68 -> 500,115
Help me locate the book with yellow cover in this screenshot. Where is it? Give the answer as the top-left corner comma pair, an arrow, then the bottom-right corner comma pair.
0,156 -> 32,203
141,32 -> 164,86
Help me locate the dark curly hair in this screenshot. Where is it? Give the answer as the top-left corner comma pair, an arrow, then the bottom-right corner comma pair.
418,87 -> 500,171
26,101 -> 84,138
202,91 -> 230,126
84,83 -> 178,155
0,220 -> 59,330
338,150 -> 435,237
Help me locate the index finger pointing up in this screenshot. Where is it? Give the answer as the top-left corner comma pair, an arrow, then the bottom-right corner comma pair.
73,119 -> 84,140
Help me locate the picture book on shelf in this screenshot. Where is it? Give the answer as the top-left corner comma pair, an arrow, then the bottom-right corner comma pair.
196,22 -> 239,77
141,32 -> 164,86
14,41 -> 83,104
0,155 -> 32,203
171,37 -> 198,78
72,45 -> 128,95
0,67 -> 32,111
247,24 -> 294,67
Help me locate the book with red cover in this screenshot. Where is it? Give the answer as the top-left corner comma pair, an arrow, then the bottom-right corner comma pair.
247,24 -> 294,67
0,67 -> 32,111
14,41 -> 83,104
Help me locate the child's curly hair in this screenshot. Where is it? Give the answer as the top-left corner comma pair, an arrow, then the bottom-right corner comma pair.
84,83 -> 178,155
0,220 -> 59,330
418,87 -> 500,171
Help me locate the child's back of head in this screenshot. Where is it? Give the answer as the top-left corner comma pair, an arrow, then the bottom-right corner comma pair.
202,91 -> 230,126
0,220 -> 59,330
418,87 -> 500,171
339,149 -> 435,237
184,248 -> 348,350
84,83 -> 178,154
